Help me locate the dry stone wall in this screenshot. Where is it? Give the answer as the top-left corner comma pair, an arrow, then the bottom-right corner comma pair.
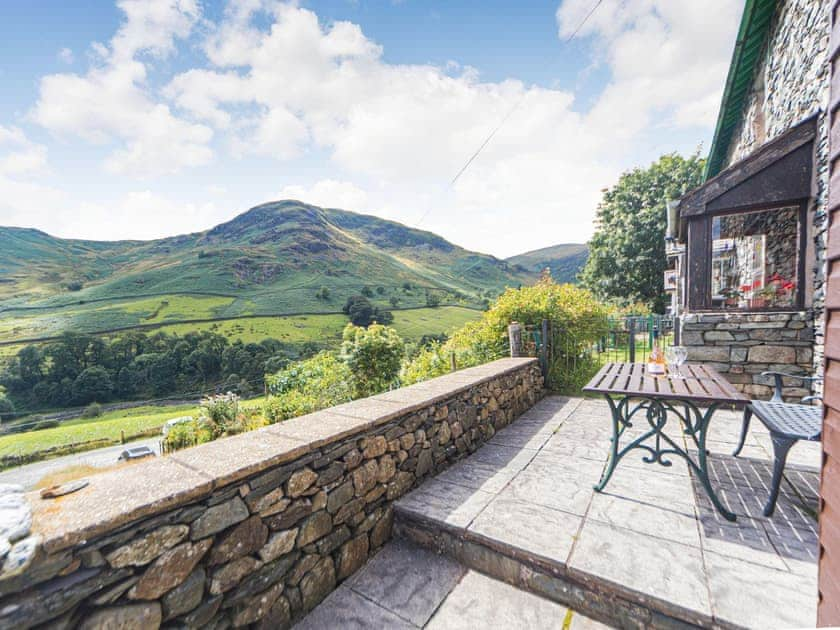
681,312 -> 814,400
0,358 -> 542,629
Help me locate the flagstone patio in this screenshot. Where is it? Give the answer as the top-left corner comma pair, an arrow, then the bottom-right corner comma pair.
387,396 -> 820,629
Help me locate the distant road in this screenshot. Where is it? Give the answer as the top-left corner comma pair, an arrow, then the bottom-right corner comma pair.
0,437 -> 161,490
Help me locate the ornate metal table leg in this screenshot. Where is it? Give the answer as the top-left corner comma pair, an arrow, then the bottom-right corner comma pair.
691,403 -> 737,522
594,395 -> 623,492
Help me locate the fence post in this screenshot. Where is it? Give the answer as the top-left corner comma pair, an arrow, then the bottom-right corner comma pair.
508,322 -> 522,357
120,430 -> 125,445
540,319 -> 549,375
628,318 -> 636,363
450,351 -> 457,372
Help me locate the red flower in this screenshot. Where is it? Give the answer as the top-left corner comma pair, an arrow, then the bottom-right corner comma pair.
783,282 -> 795,291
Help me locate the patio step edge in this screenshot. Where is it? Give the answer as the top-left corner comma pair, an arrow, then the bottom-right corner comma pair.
393,506 -> 741,630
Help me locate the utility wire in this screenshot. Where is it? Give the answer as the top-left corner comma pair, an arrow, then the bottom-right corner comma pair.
416,0 -> 608,236
564,0 -> 605,43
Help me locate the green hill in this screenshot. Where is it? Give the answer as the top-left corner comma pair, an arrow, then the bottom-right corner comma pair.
506,244 -> 588,284
0,200 -> 534,343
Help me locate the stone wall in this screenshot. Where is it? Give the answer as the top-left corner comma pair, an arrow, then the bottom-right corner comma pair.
0,358 -> 543,630
681,312 -> 814,400
723,0 -> 830,383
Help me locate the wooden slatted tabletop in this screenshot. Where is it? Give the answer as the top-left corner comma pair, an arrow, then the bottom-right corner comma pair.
583,362 -> 748,405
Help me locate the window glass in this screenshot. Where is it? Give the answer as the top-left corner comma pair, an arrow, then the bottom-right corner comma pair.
710,206 -> 799,309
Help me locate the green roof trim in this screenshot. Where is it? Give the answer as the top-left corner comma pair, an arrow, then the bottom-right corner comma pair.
704,0 -> 778,179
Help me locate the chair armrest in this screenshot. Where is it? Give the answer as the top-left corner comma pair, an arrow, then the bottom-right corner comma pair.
760,371 -> 823,402
802,395 -> 823,405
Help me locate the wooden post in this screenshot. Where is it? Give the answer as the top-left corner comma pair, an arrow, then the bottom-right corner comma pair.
450,352 -> 457,372
540,319 -> 549,374
120,430 -> 125,444
628,318 -> 636,363
508,322 -> 522,357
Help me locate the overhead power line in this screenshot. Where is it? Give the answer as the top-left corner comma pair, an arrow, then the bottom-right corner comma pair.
564,0 -> 605,43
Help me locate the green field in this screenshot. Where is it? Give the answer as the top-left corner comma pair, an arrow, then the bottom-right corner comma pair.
150,306 -> 480,346
0,397 -> 266,460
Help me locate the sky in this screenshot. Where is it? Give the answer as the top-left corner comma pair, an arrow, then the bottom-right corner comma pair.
0,0 -> 742,258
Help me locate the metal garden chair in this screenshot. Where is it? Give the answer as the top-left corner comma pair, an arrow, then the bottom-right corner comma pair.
732,371 -> 822,517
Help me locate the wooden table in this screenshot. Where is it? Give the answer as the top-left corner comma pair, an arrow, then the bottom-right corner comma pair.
583,362 -> 748,521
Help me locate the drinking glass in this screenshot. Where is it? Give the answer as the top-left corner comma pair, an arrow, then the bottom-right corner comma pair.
671,346 -> 688,377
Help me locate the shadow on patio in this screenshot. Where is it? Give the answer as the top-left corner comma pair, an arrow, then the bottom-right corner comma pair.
389,396 -> 819,629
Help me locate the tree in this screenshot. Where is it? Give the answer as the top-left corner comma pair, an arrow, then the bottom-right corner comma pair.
580,152 -> 704,312
361,286 -> 374,298
343,295 -> 375,326
341,323 -> 405,397
316,286 -> 330,300
72,366 -> 113,404
389,296 -> 400,308
426,291 -> 441,308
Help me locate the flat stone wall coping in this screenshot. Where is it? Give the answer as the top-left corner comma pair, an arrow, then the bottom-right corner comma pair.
170,430 -> 312,488
266,410 -> 376,449
30,458 -> 214,554
24,358 -> 538,559
326,398 -> 408,424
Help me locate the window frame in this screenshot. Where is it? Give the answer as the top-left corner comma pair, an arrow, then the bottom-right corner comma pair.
687,200 -> 808,312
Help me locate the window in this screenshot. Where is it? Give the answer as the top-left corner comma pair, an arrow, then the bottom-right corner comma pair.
709,206 -> 801,309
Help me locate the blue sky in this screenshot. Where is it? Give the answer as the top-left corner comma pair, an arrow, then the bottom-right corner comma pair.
0,0 -> 742,257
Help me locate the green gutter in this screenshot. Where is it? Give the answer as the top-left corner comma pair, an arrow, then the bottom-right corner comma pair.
704,0 -> 778,179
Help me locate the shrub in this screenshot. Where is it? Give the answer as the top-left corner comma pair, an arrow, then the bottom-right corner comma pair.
361,286 -> 374,297
264,352 -> 353,423
341,323 -> 405,398
426,292 -> 441,308
198,392 -> 241,438
402,277 -> 609,391
316,286 -> 330,300
82,402 -> 103,418
163,418 -> 212,451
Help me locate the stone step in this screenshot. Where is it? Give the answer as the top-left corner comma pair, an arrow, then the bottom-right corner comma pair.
392,504 -> 714,630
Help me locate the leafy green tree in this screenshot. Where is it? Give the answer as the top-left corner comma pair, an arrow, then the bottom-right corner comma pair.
316,286 -> 330,300
580,152 -> 704,312
342,295 -> 393,326
341,323 -> 405,397
426,291 -> 441,308
361,285 -> 374,297
0,388 -> 14,422
72,366 -> 113,404
389,296 -> 400,308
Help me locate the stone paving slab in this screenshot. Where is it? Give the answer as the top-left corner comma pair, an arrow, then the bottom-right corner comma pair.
394,396 -> 820,629
345,540 -> 465,627
294,540 -> 606,629
569,519 -> 712,623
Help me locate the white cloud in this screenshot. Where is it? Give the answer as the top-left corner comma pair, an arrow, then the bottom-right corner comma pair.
0,185 -> 225,241
30,0 -> 211,177
4,0 -> 742,257
57,48 -> 74,64
277,179 -> 370,213
0,126 -> 47,177
557,0 -> 740,133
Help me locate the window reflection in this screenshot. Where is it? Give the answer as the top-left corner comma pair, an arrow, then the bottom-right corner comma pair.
710,206 -> 799,309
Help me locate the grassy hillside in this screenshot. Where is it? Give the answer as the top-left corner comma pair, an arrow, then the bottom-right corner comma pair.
0,201 -> 532,309
0,201 -> 532,346
506,243 -> 588,284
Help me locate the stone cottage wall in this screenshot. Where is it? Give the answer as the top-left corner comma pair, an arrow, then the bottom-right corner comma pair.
682,312 -> 814,400
723,0 -> 830,383
0,358 -> 542,629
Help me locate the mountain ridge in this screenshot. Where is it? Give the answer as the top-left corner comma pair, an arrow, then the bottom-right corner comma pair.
0,200 -> 533,312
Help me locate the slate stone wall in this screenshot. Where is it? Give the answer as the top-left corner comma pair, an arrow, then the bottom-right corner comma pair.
681,311 -> 814,400
721,0 -> 830,384
0,360 -> 543,629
